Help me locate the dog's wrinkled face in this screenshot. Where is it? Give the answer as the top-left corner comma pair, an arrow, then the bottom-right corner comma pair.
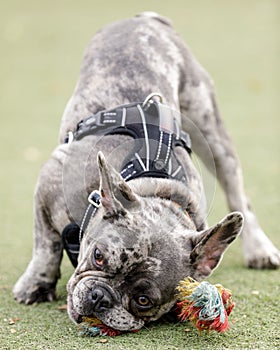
67,152 -> 243,331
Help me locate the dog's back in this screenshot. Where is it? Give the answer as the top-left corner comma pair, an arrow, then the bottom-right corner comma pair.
59,12 -> 208,143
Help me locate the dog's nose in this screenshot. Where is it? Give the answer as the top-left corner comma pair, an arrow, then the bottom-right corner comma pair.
89,287 -> 112,312
90,288 -> 103,304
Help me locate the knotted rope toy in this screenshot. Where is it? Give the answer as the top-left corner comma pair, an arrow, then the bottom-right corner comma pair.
176,277 -> 234,333
77,277 -> 234,337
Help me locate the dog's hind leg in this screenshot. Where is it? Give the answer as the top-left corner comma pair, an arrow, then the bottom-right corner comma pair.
179,74 -> 280,269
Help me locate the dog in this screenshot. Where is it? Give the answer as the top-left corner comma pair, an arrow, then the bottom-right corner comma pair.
13,12 -> 280,331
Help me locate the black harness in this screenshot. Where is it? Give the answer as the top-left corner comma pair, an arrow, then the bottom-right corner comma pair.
62,95 -> 192,267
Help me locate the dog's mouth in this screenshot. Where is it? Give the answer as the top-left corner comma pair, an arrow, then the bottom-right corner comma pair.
76,308 -> 145,332
70,277 -> 144,331
75,306 -> 145,332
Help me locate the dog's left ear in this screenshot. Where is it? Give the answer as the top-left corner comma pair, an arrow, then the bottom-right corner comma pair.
190,212 -> 243,280
97,151 -> 139,218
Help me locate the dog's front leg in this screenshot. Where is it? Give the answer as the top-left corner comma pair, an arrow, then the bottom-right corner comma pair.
180,77 -> 280,269
13,160 -> 64,304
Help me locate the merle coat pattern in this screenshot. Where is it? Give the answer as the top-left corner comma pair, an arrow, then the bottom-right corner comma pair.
13,13 -> 280,331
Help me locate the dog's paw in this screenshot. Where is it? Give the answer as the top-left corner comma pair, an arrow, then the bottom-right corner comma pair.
242,228 -> 280,269
13,276 -> 57,304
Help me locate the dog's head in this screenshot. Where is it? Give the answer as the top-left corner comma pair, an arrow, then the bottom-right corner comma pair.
67,152 -> 243,331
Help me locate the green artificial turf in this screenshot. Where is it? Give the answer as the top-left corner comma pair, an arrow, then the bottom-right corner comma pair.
1,1 -> 279,349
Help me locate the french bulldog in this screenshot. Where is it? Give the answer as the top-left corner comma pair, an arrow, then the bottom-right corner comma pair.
13,12 -> 280,332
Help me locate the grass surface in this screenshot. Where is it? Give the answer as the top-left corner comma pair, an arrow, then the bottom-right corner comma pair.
1,1 -> 280,349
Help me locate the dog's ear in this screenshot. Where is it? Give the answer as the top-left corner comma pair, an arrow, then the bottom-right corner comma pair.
97,151 -> 139,218
190,212 -> 243,280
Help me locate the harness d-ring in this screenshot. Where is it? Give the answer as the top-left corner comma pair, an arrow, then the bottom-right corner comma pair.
142,92 -> 164,107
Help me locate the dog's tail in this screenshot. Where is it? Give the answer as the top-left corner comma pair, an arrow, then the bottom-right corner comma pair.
135,12 -> 172,27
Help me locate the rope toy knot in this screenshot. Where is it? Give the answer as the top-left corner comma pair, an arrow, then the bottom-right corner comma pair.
176,277 -> 234,333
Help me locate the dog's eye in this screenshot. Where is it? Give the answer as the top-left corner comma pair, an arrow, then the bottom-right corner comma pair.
93,248 -> 104,267
136,295 -> 152,308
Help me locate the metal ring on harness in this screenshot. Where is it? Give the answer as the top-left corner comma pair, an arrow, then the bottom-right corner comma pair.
142,92 -> 164,107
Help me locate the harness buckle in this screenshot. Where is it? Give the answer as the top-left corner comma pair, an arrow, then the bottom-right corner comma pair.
142,92 -> 164,108
88,190 -> 102,208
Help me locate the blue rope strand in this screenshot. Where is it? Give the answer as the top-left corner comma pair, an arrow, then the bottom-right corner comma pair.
187,281 -> 225,323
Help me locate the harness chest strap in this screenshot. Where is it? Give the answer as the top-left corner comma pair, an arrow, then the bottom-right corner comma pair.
62,190 -> 101,268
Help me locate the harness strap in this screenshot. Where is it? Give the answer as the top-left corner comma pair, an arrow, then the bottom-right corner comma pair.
66,98 -> 191,183
79,190 -> 101,240
62,191 -> 101,267
63,95 -> 192,267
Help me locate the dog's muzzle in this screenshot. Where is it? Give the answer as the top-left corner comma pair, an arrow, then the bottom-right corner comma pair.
71,277 -> 144,331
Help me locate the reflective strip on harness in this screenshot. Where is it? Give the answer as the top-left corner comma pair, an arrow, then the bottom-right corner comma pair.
66,98 -> 191,183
